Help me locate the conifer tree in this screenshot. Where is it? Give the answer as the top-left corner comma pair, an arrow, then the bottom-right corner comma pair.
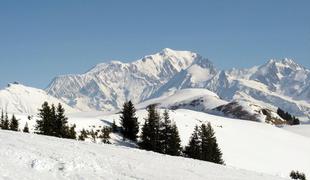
120,101 -> 139,141
184,123 -> 224,164
99,126 -> 111,144
50,104 -> 57,136
9,114 -> 19,131
64,124 -> 77,139
36,102 -> 52,135
1,112 -> 10,130
56,103 -> 68,137
205,123 -> 224,164
23,122 -> 29,133
166,123 -> 182,156
159,110 -> 182,155
159,109 -> 172,153
0,110 -> 4,129
139,105 -> 161,152
78,128 -> 88,141
112,120 -> 118,133
184,125 -> 201,159
89,129 -> 98,143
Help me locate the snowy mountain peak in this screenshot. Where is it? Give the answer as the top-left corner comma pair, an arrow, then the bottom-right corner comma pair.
47,49 -> 202,111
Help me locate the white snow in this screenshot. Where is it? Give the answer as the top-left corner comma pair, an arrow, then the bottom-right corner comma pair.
0,130 -> 286,180
282,124 -> 310,138
0,84 -> 77,115
14,108 -> 310,179
136,88 -> 227,110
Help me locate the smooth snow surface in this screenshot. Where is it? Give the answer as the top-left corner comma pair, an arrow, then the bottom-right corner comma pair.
136,88 -> 227,110
0,84 -> 77,115
283,124 -> 310,138
0,130 -> 286,180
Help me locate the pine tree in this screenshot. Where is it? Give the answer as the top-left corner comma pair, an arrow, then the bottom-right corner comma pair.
89,129 -> 98,143
23,122 -> 29,133
166,123 -> 182,156
1,112 -> 10,130
112,120 -> 118,133
184,125 -> 201,159
9,114 -> 19,131
120,101 -> 139,141
35,102 -> 52,135
159,110 -> 182,156
200,123 -> 223,164
50,104 -> 57,136
55,103 -> 69,137
159,109 -> 172,153
64,124 -> 77,139
99,126 -> 111,144
0,110 -> 4,129
78,128 -> 88,141
139,105 -> 161,152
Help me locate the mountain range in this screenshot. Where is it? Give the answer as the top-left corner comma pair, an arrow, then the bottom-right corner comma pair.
46,48 -> 310,117
0,48 -> 309,119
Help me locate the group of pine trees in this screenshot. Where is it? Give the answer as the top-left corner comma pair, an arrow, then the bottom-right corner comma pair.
119,102 -> 224,164
277,108 -> 300,125
78,127 -> 112,144
184,123 -> 224,164
0,111 -> 20,131
290,170 -> 307,180
139,105 -> 182,156
35,102 -> 76,139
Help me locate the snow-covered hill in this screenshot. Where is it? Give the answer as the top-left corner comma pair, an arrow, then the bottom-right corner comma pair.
136,88 -> 227,111
14,108 -> 310,178
46,48 -> 206,111
0,130 -> 287,180
0,83 -> 77,115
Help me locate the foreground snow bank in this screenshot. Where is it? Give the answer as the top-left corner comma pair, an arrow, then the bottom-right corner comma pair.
0,130 -> 285,180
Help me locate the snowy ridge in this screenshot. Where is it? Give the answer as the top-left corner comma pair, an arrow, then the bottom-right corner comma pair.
0,84 -> 77,115
137,88 -> 227,112
45,49 -> 310,117
47,48 -> 205,111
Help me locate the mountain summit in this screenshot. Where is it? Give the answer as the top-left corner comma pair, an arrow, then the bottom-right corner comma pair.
47,48 -> 206,111
46,49 -> 310,116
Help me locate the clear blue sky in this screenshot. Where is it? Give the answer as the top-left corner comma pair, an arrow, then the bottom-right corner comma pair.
0,0 -> 309,89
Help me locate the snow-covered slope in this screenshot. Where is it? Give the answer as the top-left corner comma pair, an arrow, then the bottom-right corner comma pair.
0,83 -> 77,115
283,124 -> 310,138
47,48 -> 205,111
0,130 -> 286,180
136,88 -> 227,112
14,108 -> 310,178
99,109 -> 310,177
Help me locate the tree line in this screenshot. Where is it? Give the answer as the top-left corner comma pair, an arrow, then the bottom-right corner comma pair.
1,100 -> 224,165
0,111 -> 29,132
119,101 -> 224,164
277,108 -> 300,125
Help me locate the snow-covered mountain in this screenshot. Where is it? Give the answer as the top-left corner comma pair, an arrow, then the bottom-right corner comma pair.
0,83 -> 77,115
46,48 -> 309,117
47,48 -> 206,111
150,53 -> 310,117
